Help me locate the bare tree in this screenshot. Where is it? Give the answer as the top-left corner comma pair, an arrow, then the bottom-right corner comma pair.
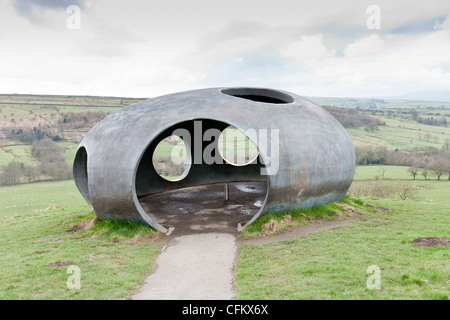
407,166 -> 419,180
364,122 -> 380,133
396,182 -> 417,200
23,165 -> 41,183
426,159 -> 449,180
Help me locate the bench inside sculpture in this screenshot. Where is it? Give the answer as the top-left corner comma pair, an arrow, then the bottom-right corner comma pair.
73,87 -> 355,233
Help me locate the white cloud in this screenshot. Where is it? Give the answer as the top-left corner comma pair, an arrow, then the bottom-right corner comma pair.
275,18 -> 450,97
0,0 -> 450,98
279,34 -> 336,67
343,34 -> 386,58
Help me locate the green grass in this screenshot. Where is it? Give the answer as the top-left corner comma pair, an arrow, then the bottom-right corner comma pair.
0,209 -> 164,299
219,127 -> 259,165
353,164 -> 443,181
0,145 -> 39,167
344,108 -> 450,150
0,181 -> 165,299
1,93 -> 449,300
58,141 -> 79,165
0,180 -> 86,220
354,165 -> 412,181
0,164 -> 448,300
0,94 -> 143,107
240,195 -> 367,238
152,136 -> 186,158
235,179 -> 450,300
0,147 -> 20,167
0,141 -> 80,170
348,121 -> 450,150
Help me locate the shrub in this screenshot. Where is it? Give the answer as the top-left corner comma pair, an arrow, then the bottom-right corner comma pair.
0,161 -> 25,186
348,181 -> 397,199
396,182 -> 418,200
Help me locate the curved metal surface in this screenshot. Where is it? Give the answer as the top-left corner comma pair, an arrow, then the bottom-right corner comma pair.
73,87 -> 355,233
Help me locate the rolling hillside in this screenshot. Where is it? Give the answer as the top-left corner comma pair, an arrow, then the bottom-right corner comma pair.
0,94 -> 448,171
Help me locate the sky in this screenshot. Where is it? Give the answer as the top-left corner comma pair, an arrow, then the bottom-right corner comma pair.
1,0 -> 450,98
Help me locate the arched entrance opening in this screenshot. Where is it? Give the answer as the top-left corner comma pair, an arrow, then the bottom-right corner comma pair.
134,119 -> 268,233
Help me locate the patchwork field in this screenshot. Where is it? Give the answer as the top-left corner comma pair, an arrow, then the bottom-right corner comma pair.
1,94 -> 449,169
348,117 -> 450,149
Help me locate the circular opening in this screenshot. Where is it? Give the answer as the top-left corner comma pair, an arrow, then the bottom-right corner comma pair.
218,126 -> 259,166
221,88 -> 294,104
73,146 -> 90,204
152,135 -> 191,181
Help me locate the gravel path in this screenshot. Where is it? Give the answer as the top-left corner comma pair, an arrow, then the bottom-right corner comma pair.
132,233 -> 237,300
131,219 -> 355,300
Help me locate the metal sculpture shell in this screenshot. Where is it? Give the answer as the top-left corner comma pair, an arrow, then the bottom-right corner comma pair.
73,87 -> 355,233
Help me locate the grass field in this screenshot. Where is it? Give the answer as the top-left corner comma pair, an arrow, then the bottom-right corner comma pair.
0,165 -> 448,299
0,209 -> 164,299
0,180 -> 84,220
0,93 -> 448,300
353,165 -> 438,181
0,181 -> 164,299
235,178 -> 450,300
59,141 -> 79,165
347,117 -> 450,149
354,165 -> 410,180
0,145 -> 39,167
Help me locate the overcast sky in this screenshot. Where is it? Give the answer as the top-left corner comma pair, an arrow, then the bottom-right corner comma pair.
1,0 -> 450,98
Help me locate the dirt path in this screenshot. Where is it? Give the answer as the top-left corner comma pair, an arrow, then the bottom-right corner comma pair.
238,220 -> 355,246
131,218 -> 355,300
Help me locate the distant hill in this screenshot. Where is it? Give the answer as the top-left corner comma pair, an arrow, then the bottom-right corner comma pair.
0,93 -> 449,171
307,96 -> 450,109
383,90 -> 450,102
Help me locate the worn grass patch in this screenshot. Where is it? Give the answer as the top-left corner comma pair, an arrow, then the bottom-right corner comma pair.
240,195 -> 371,239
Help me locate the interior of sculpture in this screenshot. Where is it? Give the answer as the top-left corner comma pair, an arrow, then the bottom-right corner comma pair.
135,119 -> 269,233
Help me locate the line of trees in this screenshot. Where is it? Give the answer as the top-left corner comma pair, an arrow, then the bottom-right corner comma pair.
0,138 -> 72,186
59,111 -> 110,129
408,157 -> 450,181
356,145 -> 450,180
323,106 -> 385,129
3,125 -> 50,143
2,111 -> 111,144
355,146 -> 421,166
417,116 -> 447,126
405,109 -> 448,127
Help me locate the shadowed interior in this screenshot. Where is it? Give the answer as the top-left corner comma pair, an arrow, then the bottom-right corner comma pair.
221,88 -> 294,104
73,146 -> 90,206
135,119 -> 268,232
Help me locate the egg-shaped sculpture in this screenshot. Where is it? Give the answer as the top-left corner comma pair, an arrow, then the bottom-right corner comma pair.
73,87 -> 355,233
